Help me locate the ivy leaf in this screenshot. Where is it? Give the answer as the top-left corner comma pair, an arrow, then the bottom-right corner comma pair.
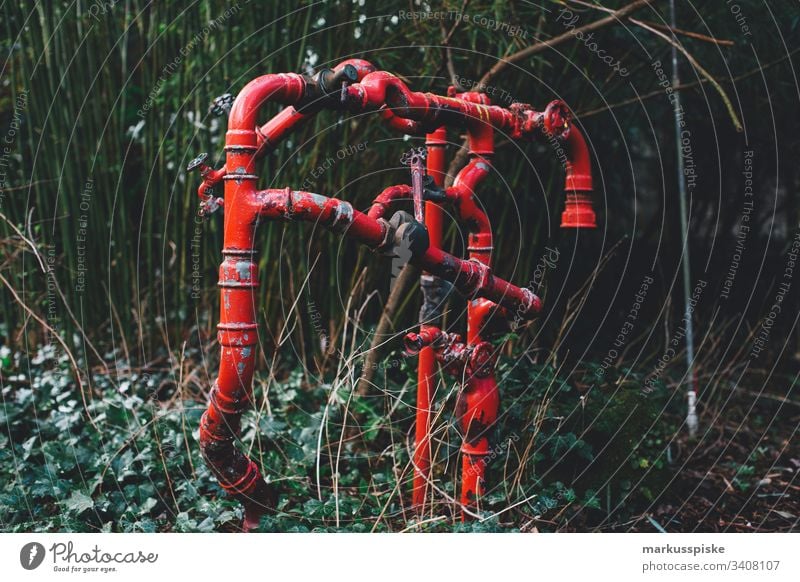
65,490 -> 94,514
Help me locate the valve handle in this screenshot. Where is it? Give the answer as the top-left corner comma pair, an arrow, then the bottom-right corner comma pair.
403,332 -> 425,356
400,147 -> 427,223
186,152 -> 209,173
198,195 -> 223,218
209,93 -> 235,117
187,152 -> 222,218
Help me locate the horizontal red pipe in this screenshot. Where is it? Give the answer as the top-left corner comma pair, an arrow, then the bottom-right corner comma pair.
255,188 -> 542,319
343,72 -> 558,142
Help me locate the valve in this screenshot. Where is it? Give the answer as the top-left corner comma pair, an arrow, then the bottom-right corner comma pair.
300,65 -> 359,113
187,152 -> 210,174
422,175 -> 446,202
400,146 -> 427,223
209,93 -> 235,117
187,152 -> 223,217
403,327 -> 497,378
317,64 -> 358,96
541,100 -> 571,141
387,210 -> 429,257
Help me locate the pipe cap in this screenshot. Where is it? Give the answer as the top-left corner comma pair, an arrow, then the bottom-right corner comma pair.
561,192 -> 597,228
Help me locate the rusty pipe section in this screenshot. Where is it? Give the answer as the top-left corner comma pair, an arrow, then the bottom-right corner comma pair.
403,322 -> 500,516
342,72 -> 560,141
255,188 -> 542,318
200,65 -> 595,228
343,74 -> 596,228
197,59 -> 380,199
199,70 -> 319,532
193,61 -> 593,528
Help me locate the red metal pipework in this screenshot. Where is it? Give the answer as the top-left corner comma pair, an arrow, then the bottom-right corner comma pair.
255,188 -> 541,318
343,72 -> 562,142
561,126 -> 597,228
412,126 -> 447,511
452,108 -> 500,515
350,76 -> 598,231
196,59 -> 383,201
192,60 -> 594,529
366,184 -> 413,219
404,323 -> 500,516
198,70 -> 317,532
200,181 -> 541,529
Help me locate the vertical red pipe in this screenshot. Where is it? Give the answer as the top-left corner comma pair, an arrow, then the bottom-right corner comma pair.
198,74 -> 305,531
199,128 -> 270,531
412,127 -> 446,511
460,96 -> 499,517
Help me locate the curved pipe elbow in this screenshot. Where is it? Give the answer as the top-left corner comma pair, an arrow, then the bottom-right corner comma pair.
561,126 -> 597,229
228,73 -> 306,131
450,158 -> 492,236
367,184 -> 412,219
565,126 -> 593,192
379,106 -> 425,135
334,58 -> 376,80
347,71 -> 427,118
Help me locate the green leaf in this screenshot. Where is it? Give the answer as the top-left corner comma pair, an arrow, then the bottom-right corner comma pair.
65,490 -> 94,514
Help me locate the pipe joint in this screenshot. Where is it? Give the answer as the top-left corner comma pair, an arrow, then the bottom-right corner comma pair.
385,210 -> 430,259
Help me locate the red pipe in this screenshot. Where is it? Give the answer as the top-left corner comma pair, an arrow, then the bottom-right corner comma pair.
412,127 -> 447,511
198,59 -> 380,199
343,72 -> 561,142
252,188 -> 541,317
456,374 -> 500,514
198,72 -> 313,531
561,126 -> 597,228
366,184 -> 412,219
194,62 -> 591,529
453,107 -> 500,516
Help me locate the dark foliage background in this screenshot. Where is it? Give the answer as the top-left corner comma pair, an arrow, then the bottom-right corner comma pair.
0,1 -> 798,532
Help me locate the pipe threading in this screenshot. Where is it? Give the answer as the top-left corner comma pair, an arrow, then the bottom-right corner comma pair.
218,258 -> 259,289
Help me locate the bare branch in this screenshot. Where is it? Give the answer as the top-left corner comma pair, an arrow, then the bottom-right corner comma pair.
477,0 -> 655,87
630,17 -> 743,131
